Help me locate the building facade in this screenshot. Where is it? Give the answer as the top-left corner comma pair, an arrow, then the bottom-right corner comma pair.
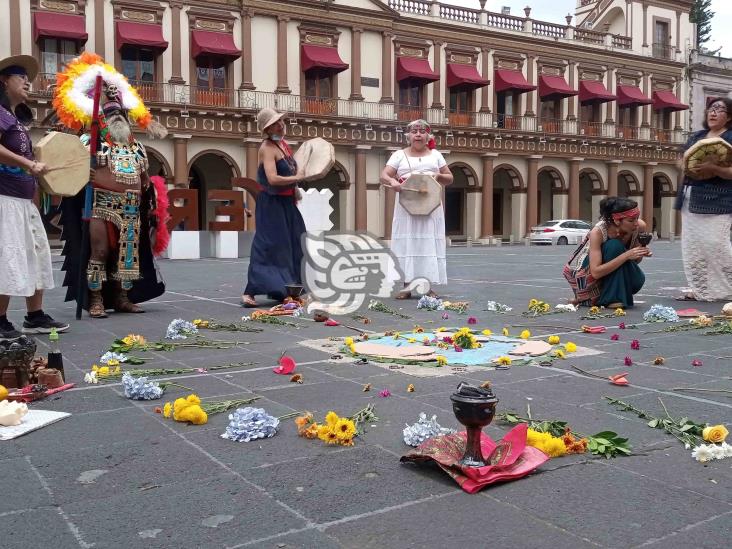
3,0 -> 692,242
688,50 -> 732,131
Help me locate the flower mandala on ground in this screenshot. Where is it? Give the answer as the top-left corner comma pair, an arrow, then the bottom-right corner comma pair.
221,407 -> 279,442
520,330 -> 531,340
417,295 -> 444,311
564,342 -> 577,353
496,356 -> 512,366
403,412 -> 457,447
502,328 -> 509,336
165,319 -> 199,340
643,305 -> 679,323
548,335 -> 560,345
435,355 -> 448,366
482,329 -> 492,336
121,373 -> 164,400
454,327 -> 480,349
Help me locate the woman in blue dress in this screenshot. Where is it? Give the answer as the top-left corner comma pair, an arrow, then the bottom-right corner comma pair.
242,108 -> 306,307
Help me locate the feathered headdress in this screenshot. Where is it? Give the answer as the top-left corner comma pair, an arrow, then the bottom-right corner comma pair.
53,52 -> 153,132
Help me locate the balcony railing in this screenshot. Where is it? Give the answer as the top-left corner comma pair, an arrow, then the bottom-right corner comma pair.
652,43 -> 674,60
439,4 -> 480,24
388,0 -> 429,16
612,35 -> 632,49
29,79 -> 684,144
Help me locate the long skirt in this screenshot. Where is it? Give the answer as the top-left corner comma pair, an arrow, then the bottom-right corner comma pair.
681,199 -> 732,301
597,239 -> 645,308
0,194 -> 54,296
390,199 -> 447,285
244,193 -> 306,301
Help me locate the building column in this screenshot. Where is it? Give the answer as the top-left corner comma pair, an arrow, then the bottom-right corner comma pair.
480,154 -> 496,239
350,28 -> 364,100
524,56 -> 536,117
607,160 -> 620,197
642,74 -> 651,128
276,16 -> 291,94
168,1 -> 184,83
431,41 -> 443,109
526,156 -> 540,234
567,61 -> 577,120
245,140 -> 259,231
381,32 -> 393,103
239,9 -> 255,90
568,158 -> 581,219
642,3 -> 649,48
480,47 -> 491,112
355,146 -> 369,231
675,10 -> 682,52
95,0 -> 108,61
643,163 -> 655,226
173,135 -> 190,187
605,69 -> 615,123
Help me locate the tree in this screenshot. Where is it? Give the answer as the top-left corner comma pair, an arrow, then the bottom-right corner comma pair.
690,0 -> 714,49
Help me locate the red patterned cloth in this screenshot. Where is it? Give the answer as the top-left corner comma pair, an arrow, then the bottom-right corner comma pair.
400,424 -> 549,493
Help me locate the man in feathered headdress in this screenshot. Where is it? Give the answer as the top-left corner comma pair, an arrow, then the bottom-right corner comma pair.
55,53 -> 169,318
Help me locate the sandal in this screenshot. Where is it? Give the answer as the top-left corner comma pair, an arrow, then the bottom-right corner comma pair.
675,293 -> 697,301
88,292 -> 108,318
395,290 -> 412,300
241,295 -> 258,307
114,298 -> 144,314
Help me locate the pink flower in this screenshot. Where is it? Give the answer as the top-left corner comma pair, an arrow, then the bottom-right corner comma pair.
441,312 -> 449,320
610,334 -> 620,341
624,356 -> 633,366
453,345 -> 463,353
619,322 -> 626,330
691,359 -> 703,367
379,388 -> 391,397
468,317 -> 477,325
630,340 -> 640,350
442,336 -> 454,344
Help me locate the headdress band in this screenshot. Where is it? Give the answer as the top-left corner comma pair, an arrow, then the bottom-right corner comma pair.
0,66 -> 27,77
611,206 -> 640,223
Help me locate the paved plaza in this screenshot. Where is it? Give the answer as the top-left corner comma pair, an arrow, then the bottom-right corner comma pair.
1,242 -> 731,549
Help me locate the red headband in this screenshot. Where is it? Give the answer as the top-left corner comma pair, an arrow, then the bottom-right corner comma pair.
611,207 -> 640,223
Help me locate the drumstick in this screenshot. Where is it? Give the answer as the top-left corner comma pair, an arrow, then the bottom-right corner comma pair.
379,183 -> 427,193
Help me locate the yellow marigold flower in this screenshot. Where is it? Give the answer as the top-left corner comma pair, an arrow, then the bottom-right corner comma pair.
436,355 -> 448,366
97,366 -> 110,376
193,319 -> 202,326
436,327 -> 447,333
564,342 -> 578,353
178,404 -> 208,425
334,418 -> 356,440
393,332 -> 400,339
407,338 -> 416,343
589,306 -> 600,315
552,350 -> 566,359
526,429 -> 567,458
107,359 -> 120,367
325,411 -> 339,427
548,335 -> 560,345
163,402 -> 172,418
496,356 -> 512,366
113,365 -> 121,374
186,394 -> 201,405
702,425 -> 729,443
614,308 -> 626,316
502,328 -> 509,336
520,330 -> 531,340
173,397 -> 188,414
482,329 -> 492,336
348,343 -> 357,354
541,303 -> 550,312
344,337 -> 354,346
407,384 -> 415,393
529,299 -> 539,307
91,364 -> 99,372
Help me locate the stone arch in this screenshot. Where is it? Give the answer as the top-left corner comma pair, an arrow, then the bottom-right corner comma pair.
188,150 -> 242,229
579,168 -> 605,192
538,167 -> 566,191
145,146 -> 172,183
445,162 -> 477,237
538,167 -> 566,222
653,172 -> 674,193
617,170 -> 640,196
493,164 -> 524,190
299,160 -> 350,230
449,162 -> 479,187
493,164 -> 523,240
578,168 -> 604,222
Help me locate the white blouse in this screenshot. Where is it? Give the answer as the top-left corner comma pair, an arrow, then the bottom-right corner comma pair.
386,149 -> 446,182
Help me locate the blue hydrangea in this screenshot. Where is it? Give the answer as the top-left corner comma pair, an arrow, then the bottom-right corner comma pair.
417,295 -> 444,311
643,305 -> 679,323
403,412 -> 456,447
121,372 -> 164,400
165,319 -> 199,340
100,351 -> 128,364
221,407 -> 280,442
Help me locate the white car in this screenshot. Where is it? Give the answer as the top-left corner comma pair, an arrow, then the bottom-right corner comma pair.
529,219 -> 593,245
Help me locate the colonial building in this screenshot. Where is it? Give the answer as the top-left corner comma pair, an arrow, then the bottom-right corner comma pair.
688,50 -> 732,131
4,0 -> 692,243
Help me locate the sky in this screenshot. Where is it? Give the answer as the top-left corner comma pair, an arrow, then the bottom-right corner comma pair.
442,0 -> 731,57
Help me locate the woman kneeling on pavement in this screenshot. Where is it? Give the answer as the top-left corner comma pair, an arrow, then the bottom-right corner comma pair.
564,197 -> 651,308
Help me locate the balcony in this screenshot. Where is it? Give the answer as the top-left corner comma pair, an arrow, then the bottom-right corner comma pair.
652,43 -> 675,60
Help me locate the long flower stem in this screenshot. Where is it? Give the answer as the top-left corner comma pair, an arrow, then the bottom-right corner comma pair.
571,364 -> 606,380
671,387 -> 732,395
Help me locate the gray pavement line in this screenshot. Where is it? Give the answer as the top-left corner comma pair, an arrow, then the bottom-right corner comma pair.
0,506 -> 57,518
24,456 -> 95,549
633,509 -> 732,548
166,290 -> 243,308
114,386 -> 318,528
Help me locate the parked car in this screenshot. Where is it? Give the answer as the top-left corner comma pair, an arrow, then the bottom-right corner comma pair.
529,219 -> 593,245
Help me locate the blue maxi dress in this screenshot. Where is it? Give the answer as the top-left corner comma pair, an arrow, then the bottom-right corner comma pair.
244,156 -> 306,301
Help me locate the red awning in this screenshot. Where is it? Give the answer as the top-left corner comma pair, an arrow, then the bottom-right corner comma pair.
494,69 -> 536,94
539,75 -> 577,100
396,56 -> 439,82
653,90 -> 689,112
616,85 -> 652,107
579,79 -> 616,104
33,11 -> 88,42
301,44 -> 348,73
190,30 -> 241,60
116,21 -> 168,50
446,63 -> 489,89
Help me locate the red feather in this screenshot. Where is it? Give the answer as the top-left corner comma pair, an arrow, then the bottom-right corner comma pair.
149,175 -> 170,256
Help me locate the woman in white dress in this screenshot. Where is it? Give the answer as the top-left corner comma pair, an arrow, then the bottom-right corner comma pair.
380,119 -> 453,299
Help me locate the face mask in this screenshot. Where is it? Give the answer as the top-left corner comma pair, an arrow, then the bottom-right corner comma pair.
270,135 -> 282,142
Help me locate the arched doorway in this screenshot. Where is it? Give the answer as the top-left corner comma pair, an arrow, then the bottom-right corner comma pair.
653,172 -> 674,236
146,146 -> 172,183
299,161 -> 349,231
617,171 -> 639,198
579,168 -> 603,222
188,151 -> 241,229
493,164 -> 522,241
537,167 -> 565,222
446,163 -> 477,236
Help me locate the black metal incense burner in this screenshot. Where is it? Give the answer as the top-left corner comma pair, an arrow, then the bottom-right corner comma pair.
450,382 -> 499,467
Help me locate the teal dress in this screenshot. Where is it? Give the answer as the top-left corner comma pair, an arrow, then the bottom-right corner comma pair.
593,222 -> 645,308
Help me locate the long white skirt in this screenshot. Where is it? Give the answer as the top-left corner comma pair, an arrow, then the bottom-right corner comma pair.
390,199 -> 447,285
681,195 -> 732,301
0,194 -> 54,297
